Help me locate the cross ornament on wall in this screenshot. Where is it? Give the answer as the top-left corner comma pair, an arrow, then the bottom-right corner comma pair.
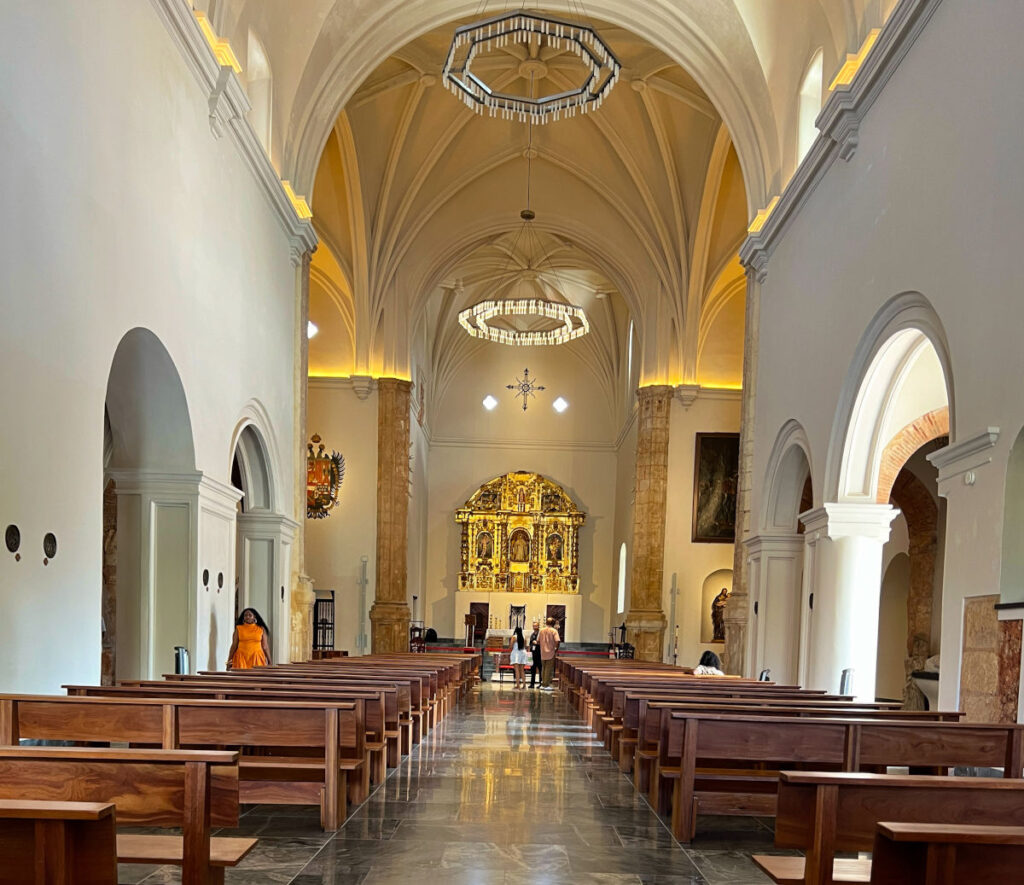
507,368 -> 545,411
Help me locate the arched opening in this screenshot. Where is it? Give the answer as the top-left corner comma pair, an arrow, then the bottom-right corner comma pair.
617,542 -> 627,615
754,423 -> 812,685
230,422 -> 287,659
246,29 -> 273,157
815,294 -> 952,699
701,568 -> 734,645
797,49 -> 823,163
104,328 -> 196,681
877,552 -> 910,699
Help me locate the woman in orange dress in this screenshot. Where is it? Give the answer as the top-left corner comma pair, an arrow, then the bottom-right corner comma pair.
227,608 -> 270,669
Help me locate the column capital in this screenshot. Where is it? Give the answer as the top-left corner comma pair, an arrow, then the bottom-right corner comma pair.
801,502 -> 899,543
636,383 -> 675,402
927,426 -> 1000,496
744,532 -> 805,556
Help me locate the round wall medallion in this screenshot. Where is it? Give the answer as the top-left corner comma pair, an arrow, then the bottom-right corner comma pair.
42,533 -> 57,558
5,525 -> 20,554
202,569 -> 210,586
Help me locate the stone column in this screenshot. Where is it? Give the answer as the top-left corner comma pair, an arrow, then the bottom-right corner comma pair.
370,378 -> 413,653
625,385 -> 673,661
289,248 -> 316,663
725,266 -> 761,675
802,503 -> 898,700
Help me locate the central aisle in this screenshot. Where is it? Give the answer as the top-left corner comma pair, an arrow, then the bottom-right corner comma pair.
288,683 -> 774,884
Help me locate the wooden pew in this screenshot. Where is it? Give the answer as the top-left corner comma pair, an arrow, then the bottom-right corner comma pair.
0,799 -> 118,885
0,747 -> 253,885
0,694 -> 364,831
871,822 -> 1024,884
67,681 -> 392,785
641,699 -> 962,809
663,713 -> 1024,843
752,771 -> 1024,885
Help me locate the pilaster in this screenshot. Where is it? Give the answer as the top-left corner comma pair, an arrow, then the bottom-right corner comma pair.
371,378 -> 413,652
725,267 -> 760,675
625,385 -> 673,661
290,248 -> 315,662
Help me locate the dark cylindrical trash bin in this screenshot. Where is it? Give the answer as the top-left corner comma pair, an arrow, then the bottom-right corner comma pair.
174,646 -> 190,675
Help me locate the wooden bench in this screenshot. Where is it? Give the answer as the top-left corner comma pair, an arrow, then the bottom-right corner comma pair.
0,747 -> 253,885
0,799 -> 118,884
0,694 -> 365,831
663,713 -> 1024,842
870,821 -> 1024,884
753,771 -> 1024,885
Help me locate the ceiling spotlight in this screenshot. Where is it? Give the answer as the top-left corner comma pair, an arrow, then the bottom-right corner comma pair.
482,395 -> 499,411
553,397 -> 569,413
307,321 -> 319,339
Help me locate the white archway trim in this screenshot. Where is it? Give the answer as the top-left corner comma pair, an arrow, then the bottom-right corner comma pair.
229,399 -> 284,514
760,419 -> 814,534
824,291 -> 954,502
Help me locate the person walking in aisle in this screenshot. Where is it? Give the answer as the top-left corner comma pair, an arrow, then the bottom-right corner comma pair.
538,617 -> 560,690
528,619 -> 542,688
508,626 -> 529,689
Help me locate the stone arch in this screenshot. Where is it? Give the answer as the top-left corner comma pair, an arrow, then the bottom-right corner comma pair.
876,407 -> 950,503
229,401 -> 283,513
105,328 -> 196,472
825,292 -> 954,503
760,419 -> 814,534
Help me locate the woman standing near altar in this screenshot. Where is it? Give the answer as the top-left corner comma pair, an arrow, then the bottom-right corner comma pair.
508,626 -> 529,689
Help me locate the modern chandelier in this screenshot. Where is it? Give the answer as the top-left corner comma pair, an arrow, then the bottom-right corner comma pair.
442,10 -> 621,124
459,295 -> 589,346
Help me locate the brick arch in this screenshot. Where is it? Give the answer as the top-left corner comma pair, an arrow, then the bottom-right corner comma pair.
876,407 -> 950,503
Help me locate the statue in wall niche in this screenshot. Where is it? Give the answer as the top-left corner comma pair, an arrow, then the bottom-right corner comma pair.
547,533 -> 563,562
476,531 -> 493,560
711,587 -> 731,642
509,529 -> 530,562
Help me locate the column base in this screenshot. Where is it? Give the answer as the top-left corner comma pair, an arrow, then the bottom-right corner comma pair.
370,601 -> 412,654
289,575 -> 315,663
625,610 -> 667,662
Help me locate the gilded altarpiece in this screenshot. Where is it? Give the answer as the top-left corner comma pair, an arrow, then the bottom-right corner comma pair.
456,472 -> 585,594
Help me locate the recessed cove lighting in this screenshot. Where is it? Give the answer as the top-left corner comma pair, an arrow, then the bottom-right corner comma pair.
307,321 -> 319,339
553,397 -> 569,413
482,395 -> 499,411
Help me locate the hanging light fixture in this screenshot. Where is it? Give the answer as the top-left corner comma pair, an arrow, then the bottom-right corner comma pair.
442,10 -> 620,125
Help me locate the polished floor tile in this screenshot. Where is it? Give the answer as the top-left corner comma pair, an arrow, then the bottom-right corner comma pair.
118,684 -> 777,883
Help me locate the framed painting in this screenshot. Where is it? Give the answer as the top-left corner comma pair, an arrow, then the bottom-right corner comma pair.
692,432 -> 740,543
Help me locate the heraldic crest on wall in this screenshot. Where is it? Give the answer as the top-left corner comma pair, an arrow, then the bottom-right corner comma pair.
456,471 -> 585,593
306,433 -> 345,519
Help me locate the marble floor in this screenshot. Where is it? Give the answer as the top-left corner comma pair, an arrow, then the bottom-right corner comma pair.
120,684 -> 784,884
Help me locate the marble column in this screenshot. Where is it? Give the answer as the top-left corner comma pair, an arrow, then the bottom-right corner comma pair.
625,385 -> 673,661
725,265 -> 761,675
802,503 -> 898,700
370,378 -> 413,653
289,248 -> 315,663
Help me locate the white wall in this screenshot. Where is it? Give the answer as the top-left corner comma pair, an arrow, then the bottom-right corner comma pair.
0,2 -> 298,691
748,0 -> 1024,704
662,393 -> 742,667
304,380 -> 379,655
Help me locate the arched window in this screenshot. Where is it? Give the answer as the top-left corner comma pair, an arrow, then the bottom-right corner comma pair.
247,29 -> 273,156
617,543 -> 627,613
797,49 -> 823,163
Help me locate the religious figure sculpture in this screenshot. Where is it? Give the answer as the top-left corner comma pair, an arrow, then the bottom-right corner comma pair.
547,533 -> 563,562
510,529 -> 530,562
711,587 -> 730,641
476,532 -> 492,560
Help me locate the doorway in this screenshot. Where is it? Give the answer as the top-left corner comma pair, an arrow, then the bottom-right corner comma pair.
470,602 -> 489,645
546,605 -> 566,642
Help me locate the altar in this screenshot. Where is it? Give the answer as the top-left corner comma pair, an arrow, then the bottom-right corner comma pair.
462,591 -> 582,643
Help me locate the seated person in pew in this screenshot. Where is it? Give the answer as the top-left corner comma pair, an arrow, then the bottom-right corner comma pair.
227,608 -> 271,669
693,651 -> 724,676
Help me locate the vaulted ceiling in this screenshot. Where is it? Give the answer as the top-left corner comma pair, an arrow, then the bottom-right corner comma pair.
203,0 -> 897,432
